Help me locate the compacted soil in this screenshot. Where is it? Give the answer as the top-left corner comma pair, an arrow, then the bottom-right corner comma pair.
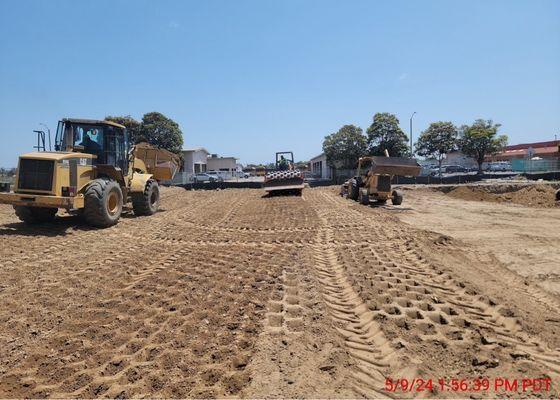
0,186 -> 558,398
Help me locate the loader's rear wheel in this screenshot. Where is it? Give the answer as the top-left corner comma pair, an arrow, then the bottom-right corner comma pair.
392,190 -> 403,205
14,206 -> 57,224
132,179 -> 160,216
83,178 -> 123,228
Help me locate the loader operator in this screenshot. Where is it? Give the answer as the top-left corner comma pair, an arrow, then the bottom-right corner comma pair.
77,128 -> 102,160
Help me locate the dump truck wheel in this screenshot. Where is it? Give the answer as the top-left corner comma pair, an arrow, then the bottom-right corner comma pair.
360,191 -> 369,205
14,206 -> 57,224
349,179 -> 359,201
132,179 -> 160,216
392,190 -> 403,205
556,189 -> 560,202
83,178 -> 123,228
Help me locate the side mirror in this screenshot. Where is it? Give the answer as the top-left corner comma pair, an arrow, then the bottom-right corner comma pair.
73,145 -> 85,152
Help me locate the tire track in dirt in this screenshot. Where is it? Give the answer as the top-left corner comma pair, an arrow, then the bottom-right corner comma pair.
314,188 -> 560,391
310,203 -> 403,398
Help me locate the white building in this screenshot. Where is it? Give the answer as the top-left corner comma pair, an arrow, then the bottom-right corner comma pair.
171,147 -> 209,184
309,153 -> 333,180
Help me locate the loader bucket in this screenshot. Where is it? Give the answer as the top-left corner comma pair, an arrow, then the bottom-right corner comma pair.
368,156 -> 421,176
133,143 -> 181,181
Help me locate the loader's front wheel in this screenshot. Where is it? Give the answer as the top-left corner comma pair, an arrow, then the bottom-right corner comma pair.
83,178 -> 123,228
14,206 -> 57,224
132,179 -> 160,216
392,190 -> 403,206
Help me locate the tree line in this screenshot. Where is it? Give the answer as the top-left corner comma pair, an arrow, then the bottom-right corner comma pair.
322,112 -> 508,174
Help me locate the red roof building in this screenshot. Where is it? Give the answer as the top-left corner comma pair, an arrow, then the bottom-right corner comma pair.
487,140 -> 560,161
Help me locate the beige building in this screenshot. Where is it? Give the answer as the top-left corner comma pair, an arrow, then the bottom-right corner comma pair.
443,151 -> 478,169
207,154 -> 238,173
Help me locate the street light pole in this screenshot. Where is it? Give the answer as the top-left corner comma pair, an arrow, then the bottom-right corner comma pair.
409,112 -> 417,156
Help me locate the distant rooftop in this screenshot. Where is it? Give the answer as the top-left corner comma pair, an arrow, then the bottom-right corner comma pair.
505,140 -> 560,151
182,147 -> 209,153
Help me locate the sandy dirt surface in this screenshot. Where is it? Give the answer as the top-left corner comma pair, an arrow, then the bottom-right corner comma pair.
399,185 -> 560,297
0,186 -> 559,398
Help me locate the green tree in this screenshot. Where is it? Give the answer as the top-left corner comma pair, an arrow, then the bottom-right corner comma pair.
322,125 -> 367,172
366,112 -> 410,157
415,121 -> 458,177
139,112 -> 184,154
105,115 -> 142,144
459,119 -> 508,174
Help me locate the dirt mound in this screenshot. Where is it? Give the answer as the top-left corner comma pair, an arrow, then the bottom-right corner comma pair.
445,184 -> 559,208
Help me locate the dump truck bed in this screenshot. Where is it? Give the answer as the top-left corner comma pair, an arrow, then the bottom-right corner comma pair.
133,143 -> 181,181
368,156 -> 421,176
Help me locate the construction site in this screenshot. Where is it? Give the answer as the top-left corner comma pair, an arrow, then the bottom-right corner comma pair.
1,1 -> 559,398
0,175 -> 559,397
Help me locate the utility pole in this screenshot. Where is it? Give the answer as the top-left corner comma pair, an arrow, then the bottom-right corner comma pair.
409,112 -> 417,156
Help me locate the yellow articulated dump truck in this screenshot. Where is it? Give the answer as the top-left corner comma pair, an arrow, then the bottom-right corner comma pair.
341,152 -> 421,206
0,118 -> 180,228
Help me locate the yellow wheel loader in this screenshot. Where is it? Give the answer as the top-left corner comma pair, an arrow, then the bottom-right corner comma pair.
341,151 -> 421,206
0,118 -> 180,228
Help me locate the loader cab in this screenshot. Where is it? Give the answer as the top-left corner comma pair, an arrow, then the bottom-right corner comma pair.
54,119 -> 129,174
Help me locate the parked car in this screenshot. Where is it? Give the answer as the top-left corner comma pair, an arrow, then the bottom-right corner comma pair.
443,165 -> 467,173
486,162 -> 511,172
206,171 -> 225,182
193,173 -> 220,183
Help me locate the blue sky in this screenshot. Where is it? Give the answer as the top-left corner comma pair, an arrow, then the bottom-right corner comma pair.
1,0 -> 559,166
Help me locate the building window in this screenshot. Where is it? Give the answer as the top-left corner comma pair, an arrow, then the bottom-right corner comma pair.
194,163 -> 206,173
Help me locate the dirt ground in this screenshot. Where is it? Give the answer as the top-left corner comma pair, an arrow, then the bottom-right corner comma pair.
0,185 -> 559,398
435,182 -> 560,209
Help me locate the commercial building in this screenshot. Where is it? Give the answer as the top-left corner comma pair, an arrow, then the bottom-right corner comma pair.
487,140 -> 560,172
309,153 -> 333,180
444,140 -> 560,173
171,148 -> 241,184
443,151 -> 478,169
207,154 -> 238,174
488,140 -> 560,162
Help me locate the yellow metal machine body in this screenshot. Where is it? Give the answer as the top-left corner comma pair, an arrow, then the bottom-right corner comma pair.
342,155 -> 421,205
0,118 -> 180,227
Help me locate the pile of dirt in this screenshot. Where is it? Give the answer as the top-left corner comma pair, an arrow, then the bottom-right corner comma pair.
445,184 -> 559,208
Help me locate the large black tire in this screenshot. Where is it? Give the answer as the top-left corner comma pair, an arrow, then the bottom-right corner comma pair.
556,189 -> 560,202
392,190 -> 403,206
14,206 -> 57,224
360,190 -> 369,205
83,178 -> 123,228
349,179 -> 359,201
132,179 -> 160,216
